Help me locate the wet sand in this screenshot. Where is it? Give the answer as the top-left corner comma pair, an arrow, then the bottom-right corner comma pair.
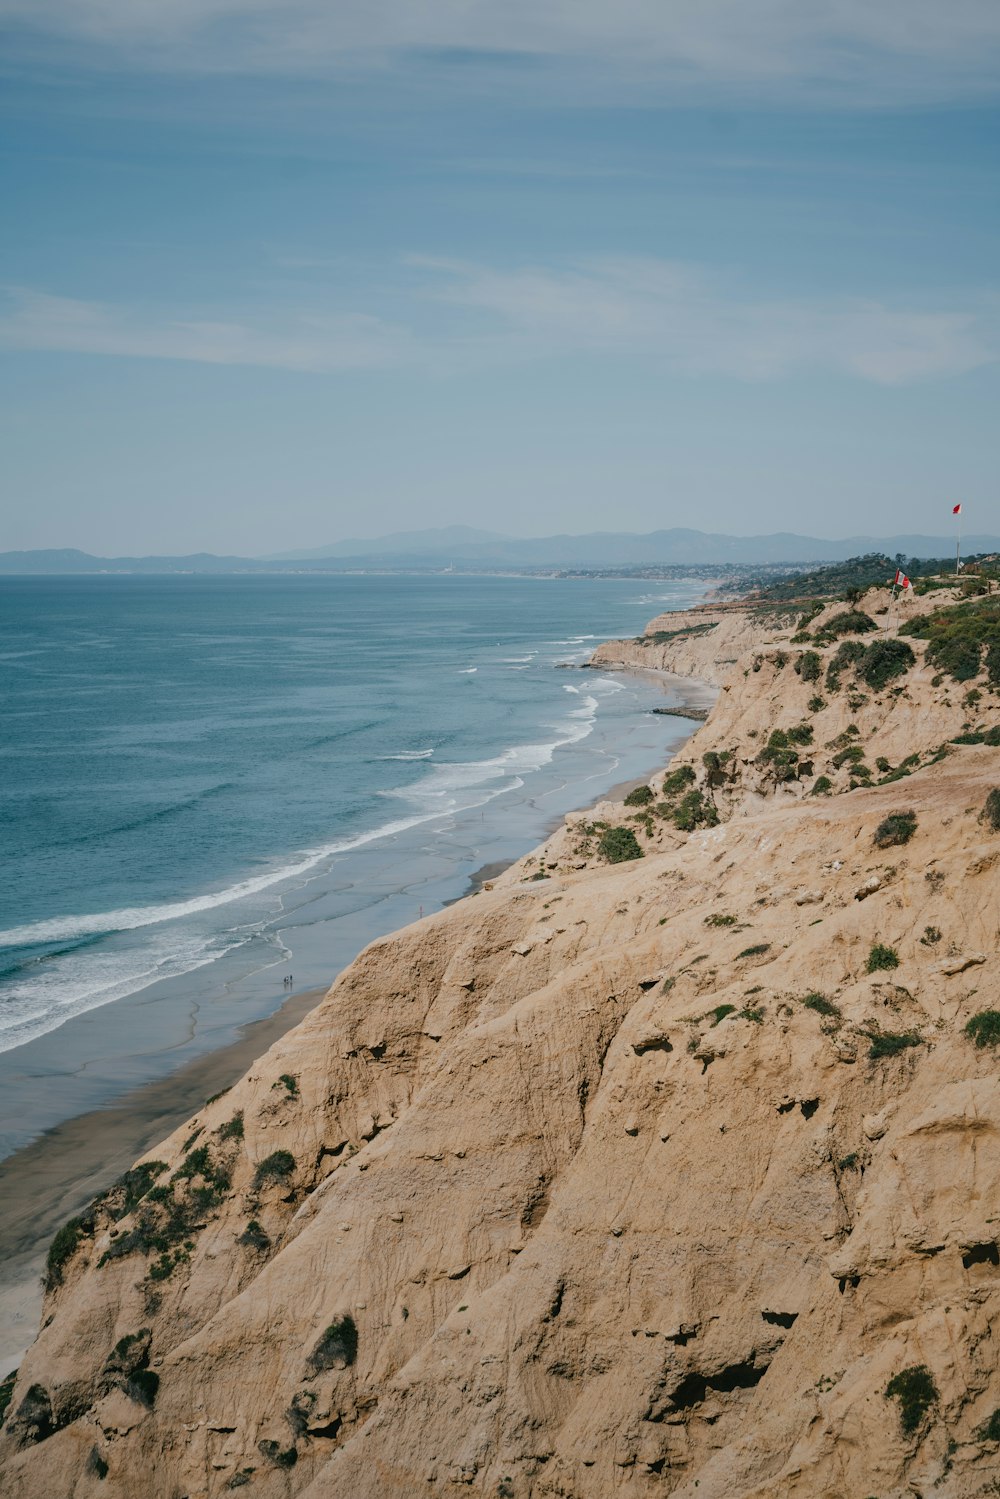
0,986 -> 324,1371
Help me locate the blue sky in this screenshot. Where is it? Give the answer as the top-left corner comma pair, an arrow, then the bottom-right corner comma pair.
2,2 -> 999,554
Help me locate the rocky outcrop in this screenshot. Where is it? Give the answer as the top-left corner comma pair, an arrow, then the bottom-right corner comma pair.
3,584 -> 1000,1498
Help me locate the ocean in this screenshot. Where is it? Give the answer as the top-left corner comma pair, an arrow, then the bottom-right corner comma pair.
0,572 -> 707,1154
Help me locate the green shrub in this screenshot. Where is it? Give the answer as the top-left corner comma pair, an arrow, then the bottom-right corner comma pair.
818,610 -> 877,640
308,1314 -> 358,1371
217,1112 -> 244,1141
45,1218 -> 85,1291
126,1369 -> 160,1408
795,651 -> 822,682
859,638 -> 915,691
597,825 -> 644,863
662,764 -> 696,796
739,1007 -> 764,1023
738,943 -> 771,960
239,1220 -> 271,1252
672,790 -> 719,831
275,1074 -> 299,1097
964,1011 -> 1000,1049
902,597 -> 1000,684
831,744 -> 865,769
624,784 -> 654,807
868,1030 -> 921,1059
803,993 -> 841,1018
866,943 -> 900,973
704,913 -> 736,927
811,775 -> 833,796
885,1365 -> 938,1434
757,730 -> 801,782
709,1004 -> 737,1026
0,1370 -> 16,1428
258,1440 -> 298,1469
786,723 -> 814,746
982,789 -> 1000,832
807,695 -> 826,712
253,1150 -> 296,1188
976,1408 -> 1000,1442
873,810 -> 917,848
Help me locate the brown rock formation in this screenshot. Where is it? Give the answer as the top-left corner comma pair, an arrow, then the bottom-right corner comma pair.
3,583 -> 1000,1497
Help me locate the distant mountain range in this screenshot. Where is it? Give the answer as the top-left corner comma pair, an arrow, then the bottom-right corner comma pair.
2,528 -> 996,574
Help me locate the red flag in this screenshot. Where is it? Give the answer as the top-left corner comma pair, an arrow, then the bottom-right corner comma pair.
894,569 -> 911,590
953,502 -> 962,515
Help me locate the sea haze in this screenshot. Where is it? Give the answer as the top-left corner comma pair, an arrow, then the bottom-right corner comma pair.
0,573 -> 706,1150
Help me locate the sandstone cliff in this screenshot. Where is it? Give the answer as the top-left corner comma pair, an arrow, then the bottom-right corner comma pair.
3,584 -> 1000,1499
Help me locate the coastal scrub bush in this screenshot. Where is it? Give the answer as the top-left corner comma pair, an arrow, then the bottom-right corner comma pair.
704,913 -> 736,927
275,1074 -> 299,1097
757,730 -> 800,782
817,610 -> 877,640
873,811 -> 917,848
709,1004 -> 737,1026
597,825 -> 644,863
831,745 -> 865,769
45,1217 -> 86,1291
885,1365 -> 938,1434
964,1011 -> 1000,1049
982,790 -> 1000,832
217,1112 -> 244,1141
662,764 -> 696,796
624,784 -> 654,807
867,943 -> 900,973
738,943 -> 771,960
811,775 -> 833,796
239,1220 -> 271,1252
126,1369 -> 160,1408
0,1370 -> 17,1428
100,1161 -> 168,1222
786,723 -> 814,746
825,639 -> 867,690
803,993 -> 841,1018
868,1030 -> 921,1059
258,1440 -> 298,1469
309,1314 -> 358,1372
902,598 -> 1000,684
808,695 -> 826,712
977,1409 -> 1000,1442
953,727 -> 1000,746
795,650 -> 822,682
859,638 -> 915,691
253,1150 -> 296,1188
672,790 -> 719,831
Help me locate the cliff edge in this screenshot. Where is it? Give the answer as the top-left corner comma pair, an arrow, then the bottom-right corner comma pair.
3,582 -> 1000,1498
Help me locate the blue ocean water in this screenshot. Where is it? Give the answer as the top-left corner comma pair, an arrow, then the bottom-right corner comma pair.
0,573 -> 705,1067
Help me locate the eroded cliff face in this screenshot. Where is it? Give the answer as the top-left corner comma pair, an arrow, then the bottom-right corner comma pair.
4,586 -> 1000,1499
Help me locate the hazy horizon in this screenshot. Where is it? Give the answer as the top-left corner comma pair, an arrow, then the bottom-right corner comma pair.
1,3 -> 998,554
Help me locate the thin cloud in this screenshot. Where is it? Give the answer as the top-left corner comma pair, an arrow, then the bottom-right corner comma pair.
0,288 -> 413,372
3,0 -> 1000,105
1,263 -> 997,385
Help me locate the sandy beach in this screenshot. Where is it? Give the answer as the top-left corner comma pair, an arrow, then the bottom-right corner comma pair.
0,986 -> 322,1371
0,663 -> 715,1373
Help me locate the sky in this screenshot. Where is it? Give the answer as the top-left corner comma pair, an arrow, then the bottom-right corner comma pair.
1,2 -> 999,555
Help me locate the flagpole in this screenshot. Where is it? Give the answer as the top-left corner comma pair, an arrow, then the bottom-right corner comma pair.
955,504 -> 962,576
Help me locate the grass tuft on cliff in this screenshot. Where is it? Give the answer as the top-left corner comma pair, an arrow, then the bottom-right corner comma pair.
964,1011 -> 1000,1049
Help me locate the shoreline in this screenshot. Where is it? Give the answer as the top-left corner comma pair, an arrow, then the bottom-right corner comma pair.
0,986 -> 322,1371
0,664 -> 717,1371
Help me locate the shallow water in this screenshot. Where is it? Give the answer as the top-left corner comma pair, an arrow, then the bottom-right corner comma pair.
0,573 -> 707,1155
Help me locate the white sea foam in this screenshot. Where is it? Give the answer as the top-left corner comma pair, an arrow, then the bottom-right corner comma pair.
0,811 -> 445,952
457,667 -> 478,674
382,748 -> 435,760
